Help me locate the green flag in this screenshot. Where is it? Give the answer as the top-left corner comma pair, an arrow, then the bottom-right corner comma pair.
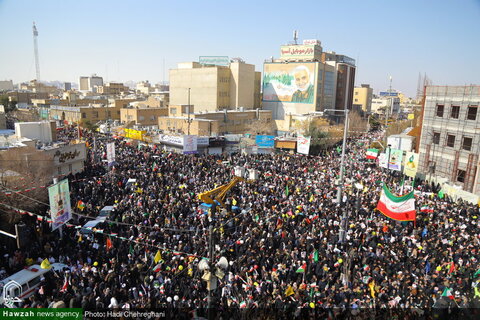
286,185 -> 289,197
336,146 -> 342,153
129,243 -> 134,255
438,189 -> 444,199
313,250 -> 319,262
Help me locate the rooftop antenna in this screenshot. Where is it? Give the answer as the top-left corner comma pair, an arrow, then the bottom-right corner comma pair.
33,22 -> 41,82
293,30 -> 298,45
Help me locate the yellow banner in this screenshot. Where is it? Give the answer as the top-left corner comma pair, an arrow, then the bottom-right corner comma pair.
407,113 -> 415,120
403,152 -> 419,178
124,128 -> 146,141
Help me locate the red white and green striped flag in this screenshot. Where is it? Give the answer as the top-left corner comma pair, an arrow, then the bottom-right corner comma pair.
441,287 -> 454,299
376,185 -> 416,222
366,148 -> 379,159
296,263 -> 307,273
420,206 -> 434,213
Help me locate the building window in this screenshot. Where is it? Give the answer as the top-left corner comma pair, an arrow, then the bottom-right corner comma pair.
355,92 -> 358,95
456,169 -> 466,183
436,104 -> 444,117
467,106 -> 478,120
450,106 -> 460,119
462,137 -> 473,151
82,113 -> 86,119
433,132 -> 440,144
171,108 -> 177,115
93,111 -> 99,118
354,98 -> 358,102
150,115 -> 155,120
446,134 -> 455,148
139,116 -> 145,121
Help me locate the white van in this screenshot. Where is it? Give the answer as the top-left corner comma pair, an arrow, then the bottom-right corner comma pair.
0,263 -> 68,307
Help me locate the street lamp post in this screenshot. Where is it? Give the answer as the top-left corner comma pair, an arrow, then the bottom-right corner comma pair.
324,108 -> 349,242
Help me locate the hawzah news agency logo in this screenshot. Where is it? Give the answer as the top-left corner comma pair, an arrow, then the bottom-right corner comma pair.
2,280 -> 23,307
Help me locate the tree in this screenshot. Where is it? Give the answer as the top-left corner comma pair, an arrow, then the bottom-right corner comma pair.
0,95 -> 17,113
348,111 -> 368,134
246,119 -> 274,135
0,146 -> 53,224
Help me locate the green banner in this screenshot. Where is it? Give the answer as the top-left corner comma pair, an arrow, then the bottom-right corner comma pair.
0,309 -> 83,320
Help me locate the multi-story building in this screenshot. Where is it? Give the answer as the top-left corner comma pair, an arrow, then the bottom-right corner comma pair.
79,75 -> 104,92
169,60 -> 260,112
371,95 -> 400,115
97,82 -> 130,95
262,40 -> 355,133
322,52 -> 356,112
136,81 -> 153,95
0,80 -> 14,92
121,107 -> 168,126
418,85 -> 480,195
49,104 -> 122,124
352,84 -> 373,113
158,106 -> 272,136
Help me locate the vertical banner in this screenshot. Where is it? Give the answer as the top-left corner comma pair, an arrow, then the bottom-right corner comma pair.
378,153 -> 387,168
183,135 -> 198,154
48,179 -> 72,231
387,148 -> 403,171
297,135 -> 311,155
106,142 -> 116,165
403,152 -> 419,178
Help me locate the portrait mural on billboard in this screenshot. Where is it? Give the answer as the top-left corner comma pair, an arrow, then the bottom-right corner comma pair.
262,63 -> 316,104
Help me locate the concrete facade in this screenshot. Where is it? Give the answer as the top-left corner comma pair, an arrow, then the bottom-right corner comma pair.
418,85 -> 480,195
0,80 -> 14,92
353,84 -> 373,113
169,61 -> 259,112
49,105 -> 121,124
121,107 -> 168,126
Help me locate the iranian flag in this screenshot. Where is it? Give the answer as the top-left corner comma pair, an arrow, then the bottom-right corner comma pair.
441,287 -> 454,300
366,148 -> 379,159
420,206 -> 434,213
376,185 -> 416,221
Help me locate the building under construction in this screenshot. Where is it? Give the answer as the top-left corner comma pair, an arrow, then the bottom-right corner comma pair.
418,85 -> 480,196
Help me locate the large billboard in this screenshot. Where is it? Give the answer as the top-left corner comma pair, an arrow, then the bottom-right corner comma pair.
199,56 -> 229,66
280,45 -> 321,60
403,152 -> 419,178
263,63 -> 317,104
183,135 -> 198,154
48,179 -> 72,231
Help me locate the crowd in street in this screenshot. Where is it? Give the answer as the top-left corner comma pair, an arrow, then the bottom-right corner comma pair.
2,125 -> 480,318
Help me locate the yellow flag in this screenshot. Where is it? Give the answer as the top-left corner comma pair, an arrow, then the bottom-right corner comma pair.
154,250 -> 162,264
232,198 -> 237,206
368,281 -> 375,298
188,268 -> 193,277
40,258 -> 51,269
285,285 -> 295,297
78,235 -> 82,243
309,194 -> 314,202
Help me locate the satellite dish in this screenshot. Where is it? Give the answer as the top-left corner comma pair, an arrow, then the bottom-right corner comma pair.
216,256 -> 229,269
198,259 -> 209,271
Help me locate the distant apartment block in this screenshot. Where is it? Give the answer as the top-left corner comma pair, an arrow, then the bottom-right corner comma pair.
0,80 -> 14,92
169,60 -> 261,112
79,75 -> 104,92
353,84 -> 373,113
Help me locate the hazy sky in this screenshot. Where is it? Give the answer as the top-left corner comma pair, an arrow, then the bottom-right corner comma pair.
1,0 -> 479,97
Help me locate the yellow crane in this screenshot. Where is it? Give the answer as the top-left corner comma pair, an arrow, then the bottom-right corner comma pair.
198,176 -> 244,208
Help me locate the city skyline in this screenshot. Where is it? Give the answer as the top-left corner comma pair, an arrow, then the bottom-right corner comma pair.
0,0 -> 479,98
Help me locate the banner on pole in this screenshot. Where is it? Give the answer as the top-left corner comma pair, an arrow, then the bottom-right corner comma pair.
48,179 -> 72,231
387,148 -> 403,171
403,152 -> 419,178
106,142 -> 115,165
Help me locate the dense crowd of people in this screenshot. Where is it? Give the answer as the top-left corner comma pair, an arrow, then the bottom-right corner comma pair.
2,125 -> 480,318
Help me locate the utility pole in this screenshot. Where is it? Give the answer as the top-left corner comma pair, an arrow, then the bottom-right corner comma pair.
384,76 -> 392,146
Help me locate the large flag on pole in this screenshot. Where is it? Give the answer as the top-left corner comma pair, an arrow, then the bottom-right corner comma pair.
376,185 -> 416,221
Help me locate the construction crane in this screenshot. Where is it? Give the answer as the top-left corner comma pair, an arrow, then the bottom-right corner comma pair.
198,176 -> 244,209
32,22 -> 40,82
